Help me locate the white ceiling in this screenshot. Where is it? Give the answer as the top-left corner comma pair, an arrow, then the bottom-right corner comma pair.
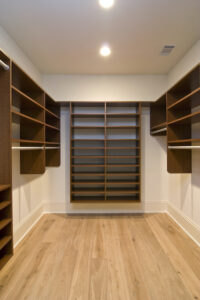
0,0 -> 200,74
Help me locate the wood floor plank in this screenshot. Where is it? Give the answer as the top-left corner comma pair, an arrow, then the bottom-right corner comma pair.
128,215 -> 194,300
114,217 -> 151,300
89,219 -> 109,300
0,213 -> 199,300
67,218 -> 97,300
154,213 -> 200,279
146,214 -> 200,300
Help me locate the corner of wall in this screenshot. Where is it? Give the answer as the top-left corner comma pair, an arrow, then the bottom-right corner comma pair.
0,25 -> 42,85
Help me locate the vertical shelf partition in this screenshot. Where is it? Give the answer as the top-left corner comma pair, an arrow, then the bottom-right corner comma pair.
150,94 -> 167,136
45,94 -> 61,167
0,52 -> 13,269
70,101 -> 141,203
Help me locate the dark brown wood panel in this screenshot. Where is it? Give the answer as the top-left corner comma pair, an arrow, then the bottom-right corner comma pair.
0,50 -> 13,269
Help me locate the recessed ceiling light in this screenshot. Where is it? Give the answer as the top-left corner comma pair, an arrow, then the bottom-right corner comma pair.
100,45 -> 111,57
99,0 -> 114,9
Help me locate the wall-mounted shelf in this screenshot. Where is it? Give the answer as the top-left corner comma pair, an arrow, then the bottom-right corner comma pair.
11,62 -> 61,173
167,64 -> 200,173
70,101 -> 141,203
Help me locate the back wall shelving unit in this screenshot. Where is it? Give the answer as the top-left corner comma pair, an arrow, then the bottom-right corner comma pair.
70,101 -> 141,203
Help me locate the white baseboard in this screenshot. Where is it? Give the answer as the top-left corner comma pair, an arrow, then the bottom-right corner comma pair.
14,201 -> 200,249
13,204 -> 44,248
43,201 -> 167,214
167,202 -> 200,247
43,202 -> 67,213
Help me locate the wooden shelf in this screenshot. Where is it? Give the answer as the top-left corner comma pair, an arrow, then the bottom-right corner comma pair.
151,122 -> 167,131
168,138 -> 200,144
45,123 -> 60,131
72,126 -> 104,129
71,113 -> 104,117
12,111 -> 44,126
45,108 -> 60,120
71,139 -> 104,141
72,156 -> 104,158
107,173 -> 140,176
106,126 -> 139,129
45,141 -> 60,145
106,113 -> 139,117
106,139 -> 139,141
106,182 -> 140,184
72,173 -> 105,176
106,155 -> 139,158
0,219 -> 11,231
72,155 -> 140,159
0,185 -> 11,192
71,191 -> 105,194
167,87 -> 200,110
72,182 -> 104,185
0,236 -> 12,251
71,147 -> 105,150
72,164 -> 104,167
0,201 -> 11,210
12,86 -> 44,111
106,164 -> 139,167
12,139 -> 44,144
106,147 -> 140,149
106,191 -> 140,194
168,110 -> 200,125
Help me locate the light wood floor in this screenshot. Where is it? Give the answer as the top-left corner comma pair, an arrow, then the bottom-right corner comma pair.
0,213 -> 200,300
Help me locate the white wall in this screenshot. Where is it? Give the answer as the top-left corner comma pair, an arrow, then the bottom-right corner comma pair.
166,40 -> 200,228
42,74 -> 167,102
0,26 -> 42,85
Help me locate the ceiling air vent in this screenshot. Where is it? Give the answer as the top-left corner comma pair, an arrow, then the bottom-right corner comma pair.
160,45 -> 175,56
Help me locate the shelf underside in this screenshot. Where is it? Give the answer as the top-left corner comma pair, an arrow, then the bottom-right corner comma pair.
0,185 -> 11,192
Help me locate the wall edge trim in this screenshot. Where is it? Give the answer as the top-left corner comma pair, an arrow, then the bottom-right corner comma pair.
13,204 -> 44,248
167,202 -> 200,247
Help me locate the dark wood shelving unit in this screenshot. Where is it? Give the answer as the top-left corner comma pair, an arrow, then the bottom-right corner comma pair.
11,62 -> 61,173
0,50 -> 61,269
70,101 -> 141,203
12,62 -> 46,174
150,94 -> 167,136
167,64 -> 200,173
0,51 -> 13,269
